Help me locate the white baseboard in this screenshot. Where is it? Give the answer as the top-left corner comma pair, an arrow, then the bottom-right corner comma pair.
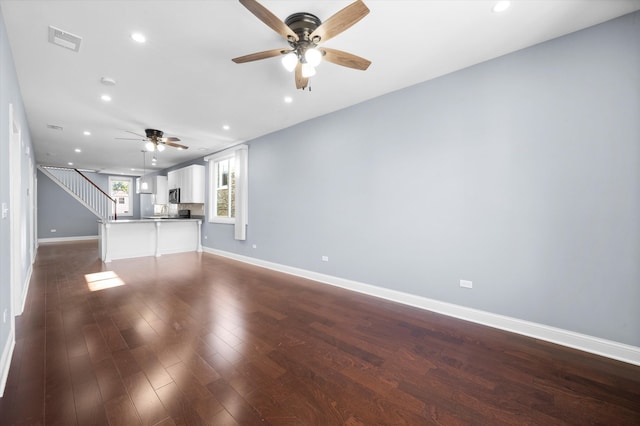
0,326 -> 15,398
203,247 -> 640,367
38,235 -> 98,244
16,263 -> 33,316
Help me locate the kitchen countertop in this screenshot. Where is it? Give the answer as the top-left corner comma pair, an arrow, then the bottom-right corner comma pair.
98,217 -> 203,224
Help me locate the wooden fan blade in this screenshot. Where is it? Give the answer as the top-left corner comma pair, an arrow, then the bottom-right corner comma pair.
232,48 -> 288,64
309,0 -> 369,44
295,62 -> 308,90
321,47 -> 371,70
239,0 -> 298,41
159,137 -> 181,142
115,137 -> 145,141
164,141 -> 189,150
125,130 -> 146,138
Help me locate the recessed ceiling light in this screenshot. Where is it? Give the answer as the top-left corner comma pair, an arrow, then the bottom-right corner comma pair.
131,32 -> 146,43
101,94 -> 111,102
223,125 -> 230,130
74,148 -> 81,153
284,96 -> 293,103
68,162 -> 74,166
492,1 -> 510,13
83,130 -> 91,136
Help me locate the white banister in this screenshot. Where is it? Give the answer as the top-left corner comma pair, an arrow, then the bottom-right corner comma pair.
38,165 -> 118,221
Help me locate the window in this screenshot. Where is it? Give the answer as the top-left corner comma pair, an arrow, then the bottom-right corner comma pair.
214,156 -> 235,220
205,145 -> 248,240
108,176 -> 133,217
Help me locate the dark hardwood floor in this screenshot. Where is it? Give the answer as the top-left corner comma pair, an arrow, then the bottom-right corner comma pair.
1,240 -> 639,425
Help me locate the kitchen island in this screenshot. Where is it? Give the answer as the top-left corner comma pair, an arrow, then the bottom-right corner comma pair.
98,218 -> 202,262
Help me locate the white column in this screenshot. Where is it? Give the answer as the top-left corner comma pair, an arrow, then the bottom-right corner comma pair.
155,221 -> 162,257
103,223 -> 111,263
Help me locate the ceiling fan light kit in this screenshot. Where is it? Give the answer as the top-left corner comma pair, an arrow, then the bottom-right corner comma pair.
117,128 -> 189,152
304,47 -> 322,67
233,0 -> 371,90
301,63 -> 316,78
281,52 -> 298,71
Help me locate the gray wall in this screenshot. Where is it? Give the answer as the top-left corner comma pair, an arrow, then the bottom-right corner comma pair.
202,12 -> 640,347
37,170 -> 102,238
21,11 -> 640,348
37,171 -> 140,239
0,4 -> 36,378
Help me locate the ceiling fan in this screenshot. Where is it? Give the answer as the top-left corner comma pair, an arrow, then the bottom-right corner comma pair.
232,0 -> 371,90
117,128 -> 189,152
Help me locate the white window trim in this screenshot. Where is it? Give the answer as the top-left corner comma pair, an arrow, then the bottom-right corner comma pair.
207,153 -> 234,224
108,176 -> 133,217
205,144 -> 248,239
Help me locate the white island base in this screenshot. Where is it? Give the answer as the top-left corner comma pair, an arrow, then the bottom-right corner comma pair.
99,219 -> 202,263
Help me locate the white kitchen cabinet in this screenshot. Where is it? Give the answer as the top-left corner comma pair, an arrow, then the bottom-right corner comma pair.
154,176 -> 168,204
181,165 -> 205,203
167,165 -> 205,203
168,170 -> 177,190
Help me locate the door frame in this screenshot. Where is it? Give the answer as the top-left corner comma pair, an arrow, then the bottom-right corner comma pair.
9,104 -> 23,317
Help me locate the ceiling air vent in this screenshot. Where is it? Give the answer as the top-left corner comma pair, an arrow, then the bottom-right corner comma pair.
46,124 -> 63,131
48,25 -> 82,52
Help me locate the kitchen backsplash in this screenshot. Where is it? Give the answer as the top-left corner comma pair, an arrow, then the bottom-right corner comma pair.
167,203 -> 205,216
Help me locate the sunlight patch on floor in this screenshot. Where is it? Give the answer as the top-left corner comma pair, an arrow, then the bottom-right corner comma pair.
85,270 -> 125,292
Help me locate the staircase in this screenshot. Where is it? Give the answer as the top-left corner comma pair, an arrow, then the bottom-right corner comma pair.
39,165 -> 117,220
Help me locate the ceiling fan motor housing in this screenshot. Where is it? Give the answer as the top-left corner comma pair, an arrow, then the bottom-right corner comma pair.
145,128 -> 164,141
285,12 -> 321,41
285,12 -> 322,63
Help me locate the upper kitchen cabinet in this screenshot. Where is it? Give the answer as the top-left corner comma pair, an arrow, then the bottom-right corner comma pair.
168,164 -> 205,203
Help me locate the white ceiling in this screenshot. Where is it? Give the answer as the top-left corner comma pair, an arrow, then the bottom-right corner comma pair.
2,0 -> 639,176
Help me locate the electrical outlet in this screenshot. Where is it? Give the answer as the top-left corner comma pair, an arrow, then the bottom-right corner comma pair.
321,256 -> 329,262
204,235 -> 207,239
252,244 -> 257,249
460,280 -> 473,289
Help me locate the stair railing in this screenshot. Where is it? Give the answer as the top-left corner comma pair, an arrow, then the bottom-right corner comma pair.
38,165 -> 118,220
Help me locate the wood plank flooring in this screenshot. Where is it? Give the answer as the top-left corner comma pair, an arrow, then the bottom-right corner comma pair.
1,240 -> 639,425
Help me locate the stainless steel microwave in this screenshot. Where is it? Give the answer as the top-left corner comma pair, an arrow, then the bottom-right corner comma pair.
168,188 -> 180,204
